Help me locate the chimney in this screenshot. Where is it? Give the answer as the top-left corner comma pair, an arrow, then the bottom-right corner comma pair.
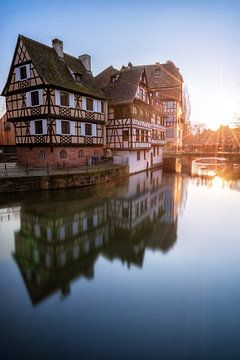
52,38 -> 63,58
79,54 -> 91,74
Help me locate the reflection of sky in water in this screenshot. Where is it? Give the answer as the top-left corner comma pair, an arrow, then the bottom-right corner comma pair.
0,173 -> 240,360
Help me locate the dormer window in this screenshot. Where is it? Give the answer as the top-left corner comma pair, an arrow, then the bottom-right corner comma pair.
75,73 -> 82,83
111,74 -> 119,83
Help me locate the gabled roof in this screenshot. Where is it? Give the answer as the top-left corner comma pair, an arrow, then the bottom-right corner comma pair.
2,35 -> 106,99
95,66 -> 119,89
96,66 -> 144,106
141,63 -> 182,89
95,60 -> 183,105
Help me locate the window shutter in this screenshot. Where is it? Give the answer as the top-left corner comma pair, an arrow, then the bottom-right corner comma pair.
38,89 -> 43,105
26,92 -> 31,107
15,67 -> 20,81
93,100 -> 98,112
42,120 -> 47,134
26,64 -> 31,79
81,123 -> 85,136
55,90 -> 60,105
55,119 -> 61,134
70,121 -> 76,135
69,94 -> 75,108
82,97 -> 86,110
30,121 -> 35,135
92,124 -> 97,137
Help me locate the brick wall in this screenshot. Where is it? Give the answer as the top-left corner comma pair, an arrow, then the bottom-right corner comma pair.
17,146 -> 104,167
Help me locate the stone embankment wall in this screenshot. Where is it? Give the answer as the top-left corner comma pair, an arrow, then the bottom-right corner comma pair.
0,165 -> 128,194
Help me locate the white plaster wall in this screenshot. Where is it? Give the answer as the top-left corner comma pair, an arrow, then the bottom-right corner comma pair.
152,147 -> 163,166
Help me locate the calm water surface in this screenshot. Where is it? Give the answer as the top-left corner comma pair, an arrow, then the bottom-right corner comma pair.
0,170 -> 240,360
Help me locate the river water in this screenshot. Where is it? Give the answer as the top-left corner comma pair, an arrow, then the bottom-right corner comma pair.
0,169 -> 240,360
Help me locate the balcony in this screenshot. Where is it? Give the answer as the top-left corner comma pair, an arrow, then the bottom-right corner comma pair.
151,139 -> 166,146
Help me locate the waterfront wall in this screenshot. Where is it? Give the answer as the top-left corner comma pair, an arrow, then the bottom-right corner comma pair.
0,165 -> 128,194
17,146 -> 104,167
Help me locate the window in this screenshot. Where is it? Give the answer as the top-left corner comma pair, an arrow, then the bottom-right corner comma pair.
94,150 -> 99,158
122,207 -> 129,218
60,92 -> 69,107
136,129 -> 140,142
20,66 -> 27,80
79,150 -> 85,158
133,106 -> 138,115
85,123 -> 92,136
75,74 -> 82,83
31,91 -> 39,106
123,130 -> 129,141
144,150 -> 146,160
166,128 -> 174,138
60,150 -> 67,159
166,115 -> 174,126
61,120 -> 70,134
167,101 -> 174,109
39,150 -> 46,160
141,131 -> 144,142
153,147 -> 156,157
139,88 -> 143,100
35,120 -> 43,134
86,98 -> 93,111
137,151 -> 140,161
101,101 -> 104,113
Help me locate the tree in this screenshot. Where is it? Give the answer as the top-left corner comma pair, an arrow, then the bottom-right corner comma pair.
182,85 -> 191,135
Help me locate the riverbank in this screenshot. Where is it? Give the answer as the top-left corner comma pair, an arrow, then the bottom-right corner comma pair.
0,163 -> 128,193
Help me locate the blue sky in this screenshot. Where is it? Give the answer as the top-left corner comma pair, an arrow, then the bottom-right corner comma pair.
1,0 -> 240,129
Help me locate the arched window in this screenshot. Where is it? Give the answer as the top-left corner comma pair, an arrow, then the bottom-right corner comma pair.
39,150 -> 46,160
79,150 -> 85,158
60,150 -> 67,159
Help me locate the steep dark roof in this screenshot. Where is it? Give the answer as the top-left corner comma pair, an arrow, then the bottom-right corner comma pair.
161,61 -> 183,81
3,35 -> 105,99
96,66 -> 143,106
95,61 -> 183,104
142,64 -> 182,89
140,63 -> 182,102
95,66 -> 119,89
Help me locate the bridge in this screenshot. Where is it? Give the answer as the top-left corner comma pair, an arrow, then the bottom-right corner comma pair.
163,150 -> 240,173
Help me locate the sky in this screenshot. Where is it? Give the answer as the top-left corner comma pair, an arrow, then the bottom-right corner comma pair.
0,0 -> 240,129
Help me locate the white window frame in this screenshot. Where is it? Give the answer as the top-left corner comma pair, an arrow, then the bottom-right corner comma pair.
16,64 -> 30,81
30,119 -> 47,135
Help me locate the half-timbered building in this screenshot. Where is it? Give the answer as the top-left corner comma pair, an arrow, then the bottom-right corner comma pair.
144,61 -> 184,151
1,35 -> 107,167
95,64 -> 166,174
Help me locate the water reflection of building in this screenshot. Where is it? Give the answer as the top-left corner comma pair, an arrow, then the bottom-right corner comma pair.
0,206 -> 20,222
13,171 -> 187,305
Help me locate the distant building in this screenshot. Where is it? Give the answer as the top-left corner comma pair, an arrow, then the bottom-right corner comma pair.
143,61 -> 184,151
95,64 -> 166,174
1,35 -> 107,167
